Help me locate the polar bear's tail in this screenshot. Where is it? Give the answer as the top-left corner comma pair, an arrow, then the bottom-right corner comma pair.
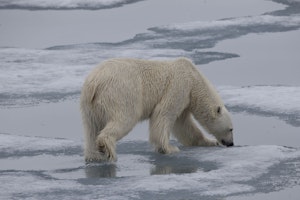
80,83 -> 105,162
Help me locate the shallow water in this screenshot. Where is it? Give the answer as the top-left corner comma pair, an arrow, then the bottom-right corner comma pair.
0,0 -> 300,199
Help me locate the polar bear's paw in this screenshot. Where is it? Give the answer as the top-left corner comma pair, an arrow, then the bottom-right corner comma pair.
96,136 -> 117,162
84,150 -> 104,163
198,137 -> 220,147
157,144 -> 180,154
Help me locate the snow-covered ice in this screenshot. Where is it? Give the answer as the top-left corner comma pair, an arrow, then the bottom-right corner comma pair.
0,0 -> 144,10
220,86 -> 300,126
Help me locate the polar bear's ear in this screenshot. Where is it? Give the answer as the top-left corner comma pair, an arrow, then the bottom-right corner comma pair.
217,106 -> 222,114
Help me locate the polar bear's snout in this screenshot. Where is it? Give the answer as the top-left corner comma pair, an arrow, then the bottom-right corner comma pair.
221,128 -> 234,147
221,139 -> 234,147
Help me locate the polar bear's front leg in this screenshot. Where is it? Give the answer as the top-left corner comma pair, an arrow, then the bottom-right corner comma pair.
149,112 -> 179,154
172,110 -> 219,147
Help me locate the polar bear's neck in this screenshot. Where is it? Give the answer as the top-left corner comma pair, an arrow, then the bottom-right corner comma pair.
190,70 -> 223,123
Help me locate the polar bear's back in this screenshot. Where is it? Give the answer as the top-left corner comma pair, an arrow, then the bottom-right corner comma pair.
81,58 -> 180,120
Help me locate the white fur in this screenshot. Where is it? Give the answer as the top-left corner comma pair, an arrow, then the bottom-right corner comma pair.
80,58 -> 233,162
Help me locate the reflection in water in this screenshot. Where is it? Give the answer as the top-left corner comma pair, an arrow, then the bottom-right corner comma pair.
150,156 -> 198,175
151,165 -> 197,175
83,142 -> 220,177
85,163 -> 117,178
149,149 -> 218,175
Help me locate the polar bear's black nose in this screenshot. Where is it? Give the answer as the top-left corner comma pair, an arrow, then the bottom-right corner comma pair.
227,142 -> 234,147
221,140 -> 234,147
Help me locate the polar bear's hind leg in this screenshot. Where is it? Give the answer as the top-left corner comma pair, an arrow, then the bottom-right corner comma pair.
96,119 -> 137,161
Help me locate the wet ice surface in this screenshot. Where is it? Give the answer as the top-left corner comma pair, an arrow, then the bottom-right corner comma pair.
1,0 -> 300,199
1,133 -> 300,200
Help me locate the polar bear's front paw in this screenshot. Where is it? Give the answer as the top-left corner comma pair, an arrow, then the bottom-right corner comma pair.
199,138 -> 219,147
157,145 -> 180,154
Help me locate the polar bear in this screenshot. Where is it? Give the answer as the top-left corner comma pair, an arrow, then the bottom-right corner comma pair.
80,58 -> 233,162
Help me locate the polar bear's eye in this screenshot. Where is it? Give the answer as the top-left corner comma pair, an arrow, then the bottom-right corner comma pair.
229,128 -> 233,132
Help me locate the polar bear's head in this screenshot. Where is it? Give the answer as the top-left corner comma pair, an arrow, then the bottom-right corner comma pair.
206,106 -> 234,147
